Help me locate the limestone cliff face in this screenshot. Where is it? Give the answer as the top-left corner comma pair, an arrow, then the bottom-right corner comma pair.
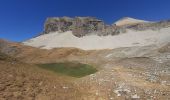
43,17 -> 125,37
42,17 -> 170,37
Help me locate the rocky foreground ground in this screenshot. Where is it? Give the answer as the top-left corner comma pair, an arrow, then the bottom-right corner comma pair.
0,40 -> 170,100
0,54 -> 83,100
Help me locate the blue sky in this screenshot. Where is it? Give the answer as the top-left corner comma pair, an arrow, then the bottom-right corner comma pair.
0,0 -> 170,42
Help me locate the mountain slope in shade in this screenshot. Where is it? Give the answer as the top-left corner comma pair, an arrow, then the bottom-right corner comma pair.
114,17 -> 149,26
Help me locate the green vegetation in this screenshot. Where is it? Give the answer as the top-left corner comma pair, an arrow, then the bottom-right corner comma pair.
37,62 -> 97,78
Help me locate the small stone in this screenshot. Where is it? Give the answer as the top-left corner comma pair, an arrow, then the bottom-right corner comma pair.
62,86 -> 68,89
131,94 -> 140,99
95,92 -> 99,95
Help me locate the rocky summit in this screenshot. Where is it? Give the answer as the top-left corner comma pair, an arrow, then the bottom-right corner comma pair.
43,17 -> 125,37
42,16 -> 170,37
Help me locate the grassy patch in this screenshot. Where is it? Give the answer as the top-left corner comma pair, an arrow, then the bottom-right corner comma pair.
37,62 -> 97,78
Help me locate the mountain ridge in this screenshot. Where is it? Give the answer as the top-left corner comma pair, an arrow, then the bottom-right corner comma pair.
42,16 -> 149,37
42,16 -> 170,37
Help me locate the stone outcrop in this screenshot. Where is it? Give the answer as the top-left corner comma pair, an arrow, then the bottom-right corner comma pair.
42,17 -> 170,37
43,17 -> 125,37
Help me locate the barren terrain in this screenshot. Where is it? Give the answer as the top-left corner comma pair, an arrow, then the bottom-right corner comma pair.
0,39 -> 170,99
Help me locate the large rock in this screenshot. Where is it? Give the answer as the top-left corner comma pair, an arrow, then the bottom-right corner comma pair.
44,17 -> 74,33
72,17 -> 105,37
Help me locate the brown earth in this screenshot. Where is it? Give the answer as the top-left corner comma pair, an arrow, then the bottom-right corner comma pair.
0,54 -> 84,100
0,39 -> 170,100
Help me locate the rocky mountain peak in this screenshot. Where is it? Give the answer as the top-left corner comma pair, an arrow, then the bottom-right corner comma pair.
43,16 -> 125,37
42,16 -> 170,37
114,17 -> 148,26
